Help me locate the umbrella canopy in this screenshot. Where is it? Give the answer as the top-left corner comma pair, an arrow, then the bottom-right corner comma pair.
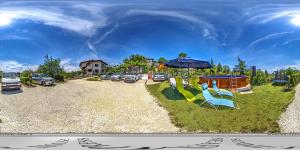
164,58 -> 212,69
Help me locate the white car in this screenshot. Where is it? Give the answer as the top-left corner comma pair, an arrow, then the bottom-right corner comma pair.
1,72 -> 22,91
32,73 -> 55,86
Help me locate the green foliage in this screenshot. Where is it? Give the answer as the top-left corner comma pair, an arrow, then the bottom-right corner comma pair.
158,57 -> 168,63
37,55 -> 64,81
20,70 -> 33,85
178,52 -> 187,58
217,63 -> 223,73
223,65 -> 230,74
236,56 -> 246,75
284,68 -> 300,87
62,70 -> 82,79
123,54 -> 148,73
252,69 -> 268,86
146,82 -> 294,133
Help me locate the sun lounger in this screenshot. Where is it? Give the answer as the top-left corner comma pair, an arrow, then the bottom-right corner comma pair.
212,80 -> 233,97
175,77 -> 201,102
201,83 -> 237,109
169,77 -> 188,89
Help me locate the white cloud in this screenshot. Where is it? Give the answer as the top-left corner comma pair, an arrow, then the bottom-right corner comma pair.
60,58 -> 80,72
247,32 -> 293,49
126,9 -> 216,38
0,35 -> 31,41
0,8 -> 103,36
0,60 -> 37,72
272,60 -> 300,71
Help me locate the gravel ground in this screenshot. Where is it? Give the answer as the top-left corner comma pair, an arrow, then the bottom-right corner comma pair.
279,84 -> 300,133
0,79 -> 179,133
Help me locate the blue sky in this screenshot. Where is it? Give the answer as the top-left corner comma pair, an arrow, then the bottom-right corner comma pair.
1,0 -> 300,72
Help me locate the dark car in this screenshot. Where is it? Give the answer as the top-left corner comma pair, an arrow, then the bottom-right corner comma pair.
153,73 -> 167,82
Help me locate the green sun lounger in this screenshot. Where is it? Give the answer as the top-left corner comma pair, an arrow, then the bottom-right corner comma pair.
201,83 -> 237,109
212,80 -> 233,97
175,77 -> 201,102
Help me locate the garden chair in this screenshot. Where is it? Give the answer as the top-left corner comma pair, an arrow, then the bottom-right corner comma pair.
201,83 -> 238,110
175,77 -> 201,102
212,80 -> 233,97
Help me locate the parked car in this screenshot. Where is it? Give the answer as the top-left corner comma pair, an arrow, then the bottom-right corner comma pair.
124,73 -> 139,83
100,73 -> 111,80
1,72 -> 22,91
32,73 -> 55,86
110,73 -> 124,81
153,72 -> 167,82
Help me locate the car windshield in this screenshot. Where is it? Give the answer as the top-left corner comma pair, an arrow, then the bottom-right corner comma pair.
3,72 -> 18,78
40,74 -> 50,78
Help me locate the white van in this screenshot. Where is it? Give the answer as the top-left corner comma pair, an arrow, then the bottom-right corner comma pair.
1,72 -> 22,91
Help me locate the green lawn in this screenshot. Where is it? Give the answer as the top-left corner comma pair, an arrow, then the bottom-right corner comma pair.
146,82 -> 295,133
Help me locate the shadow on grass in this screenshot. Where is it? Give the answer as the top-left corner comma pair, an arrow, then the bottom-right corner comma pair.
161,87 -> 185,101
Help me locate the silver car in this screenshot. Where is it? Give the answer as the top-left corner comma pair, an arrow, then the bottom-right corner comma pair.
124,73 -> 139,83
32,73 -> 55,86
1,72 -> 22,91
153,73 -> 167,82
110,73 -> 124,81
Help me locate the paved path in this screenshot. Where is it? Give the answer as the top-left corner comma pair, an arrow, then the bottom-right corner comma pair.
0,79 -> 178,133
279,84 -> 300,133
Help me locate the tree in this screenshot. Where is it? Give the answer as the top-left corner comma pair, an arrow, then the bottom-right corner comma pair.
178,52 -> 187,58
217,63 -> 223,73
123,54 -> 148,73
158,57 -> 167,63
37,55 -> 64,81
223,65 -> 230,74
236,56 -> 246,75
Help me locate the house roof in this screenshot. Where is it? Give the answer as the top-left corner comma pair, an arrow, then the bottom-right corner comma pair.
79,59 -> 108,68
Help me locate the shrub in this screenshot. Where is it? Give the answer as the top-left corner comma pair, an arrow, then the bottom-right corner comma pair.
289,72 -> 300,87
251,70 -> 268,86
20,70 -> 33,86
86,76 -> 100,81
54,74 -> 64,82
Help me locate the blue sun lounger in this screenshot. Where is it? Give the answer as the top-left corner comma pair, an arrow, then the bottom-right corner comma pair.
201,83 -> 236,109
212,80 -> 233,97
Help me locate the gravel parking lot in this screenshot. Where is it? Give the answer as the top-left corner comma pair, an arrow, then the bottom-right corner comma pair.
0,79 -> 178,133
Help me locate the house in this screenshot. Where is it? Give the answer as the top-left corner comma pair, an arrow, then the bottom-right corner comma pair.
79,60 -> 108,76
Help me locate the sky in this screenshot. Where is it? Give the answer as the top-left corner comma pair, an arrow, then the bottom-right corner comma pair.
1,0 -> 300,72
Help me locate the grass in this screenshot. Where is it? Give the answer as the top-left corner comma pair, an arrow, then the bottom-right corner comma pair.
146,82 -> 295,133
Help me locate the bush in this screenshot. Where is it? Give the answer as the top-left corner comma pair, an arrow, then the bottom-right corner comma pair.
54,74 -> 64,82
289,72 -> 300,87
20,70 -> 33,86
86,76 -> 100,81
251,70 -> 268,86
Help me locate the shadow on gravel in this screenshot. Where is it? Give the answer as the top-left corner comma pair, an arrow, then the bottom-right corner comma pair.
1,89 -> 23,95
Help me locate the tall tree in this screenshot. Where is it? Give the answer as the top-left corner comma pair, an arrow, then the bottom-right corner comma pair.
123,54 -> 148,73
217,62 -> 223,73
223,65 -> 230,74
237,56 -> 246,75
37,55 -> 64,78
178,52 -> 187,58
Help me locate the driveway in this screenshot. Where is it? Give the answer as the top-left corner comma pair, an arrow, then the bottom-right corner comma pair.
0,79 -> 178,133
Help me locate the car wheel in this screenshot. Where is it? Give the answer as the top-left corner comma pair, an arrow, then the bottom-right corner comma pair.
41,81 -> 46,86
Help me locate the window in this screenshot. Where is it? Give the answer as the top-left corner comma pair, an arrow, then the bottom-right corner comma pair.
88,69 -> 92,72
95,64 -> 99,67
95,69 -> 99,73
